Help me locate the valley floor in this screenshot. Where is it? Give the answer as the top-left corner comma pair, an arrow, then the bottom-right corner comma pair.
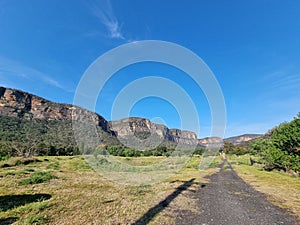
0,156 -> 299,225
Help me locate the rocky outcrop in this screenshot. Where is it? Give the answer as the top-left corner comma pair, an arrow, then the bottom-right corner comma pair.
109,117 -> 199,146
198,137 -> 223,148
0,86 -> 112,133
224,134 -> 262,145
110,117 -> 168,139
168,129 -> 198,145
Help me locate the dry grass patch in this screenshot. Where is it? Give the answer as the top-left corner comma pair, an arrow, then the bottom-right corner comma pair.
231,162 -> 300,220
117,156 -> 166,166
0,155 -> 220,224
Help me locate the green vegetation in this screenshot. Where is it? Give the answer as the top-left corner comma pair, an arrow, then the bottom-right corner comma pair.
106,145 -> 173,157
19,171 -> 57,185
0,115 -> 120,158
0,115 -> 79,158
102,145 -> 205,158
221,141 -> 248,155
18,214 -> 48,225
249,113 -> 300,172
222,113 -> 300,173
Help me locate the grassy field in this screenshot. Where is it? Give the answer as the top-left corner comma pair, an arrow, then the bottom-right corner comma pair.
227,154 -> 300,220
0,155 -> 220,225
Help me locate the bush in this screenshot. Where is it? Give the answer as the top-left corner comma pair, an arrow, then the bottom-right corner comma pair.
249,113 -> 300,172
193,148 -> 205,155
0,142 -> 11,159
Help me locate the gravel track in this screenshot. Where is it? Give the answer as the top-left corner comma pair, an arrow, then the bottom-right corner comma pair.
175,159 -> 298,225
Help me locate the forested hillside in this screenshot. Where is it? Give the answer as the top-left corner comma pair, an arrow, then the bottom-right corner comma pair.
0,115 -> 120,159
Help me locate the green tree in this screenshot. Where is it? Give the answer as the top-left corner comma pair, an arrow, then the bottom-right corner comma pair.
249,113 -> 300,172
124,148 -> 135,157
271,114 -> 300,155
222,142 -> 234,154
250,138 -> 273,155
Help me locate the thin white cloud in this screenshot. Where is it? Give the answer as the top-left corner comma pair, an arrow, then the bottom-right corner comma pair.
89,0 -> 125,40
271,74 -> 300,90
263,70 -> 300,90
0,55 -> 64,89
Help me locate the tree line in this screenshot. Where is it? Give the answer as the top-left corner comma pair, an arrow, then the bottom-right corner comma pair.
92,145 -> 205,158
0,115 -> 205,160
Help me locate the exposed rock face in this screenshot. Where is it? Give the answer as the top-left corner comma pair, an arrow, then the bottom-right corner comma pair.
109,117 -> 199,146
168,129 -> 198,145
0,87 -> 201,148
0,87 -> 32,118
1,86 -> 260,150
169,129 -> 197,140
110,117 -> 168,139
224,134 -> 263,145
0,87 -> 111,133
198,137 -> 224,148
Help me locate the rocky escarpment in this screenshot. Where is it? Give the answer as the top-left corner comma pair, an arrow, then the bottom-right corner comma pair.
1,86 -> 259,150
168,129 -> 198,145
198,137 -> 224,148
0,87 -> 202,149
0,87 -> 112,133
109,117 -> 199,146
109,117 -> 167,139
224,134 -> 263,145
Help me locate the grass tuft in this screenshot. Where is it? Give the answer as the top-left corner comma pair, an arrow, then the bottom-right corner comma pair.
19,171 -> 57,185
17,214 -> 48,225
127,185 -> 153,196
46,161 -> 59,170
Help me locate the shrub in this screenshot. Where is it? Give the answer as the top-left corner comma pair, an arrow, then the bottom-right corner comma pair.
249,113 -> 300,172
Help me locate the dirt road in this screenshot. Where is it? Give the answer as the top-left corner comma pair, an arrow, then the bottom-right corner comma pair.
175,160 -> 298,225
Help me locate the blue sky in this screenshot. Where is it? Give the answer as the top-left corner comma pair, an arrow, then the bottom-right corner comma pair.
0,0 -> 299,138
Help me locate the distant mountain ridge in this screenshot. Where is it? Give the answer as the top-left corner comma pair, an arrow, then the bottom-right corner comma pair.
0,86 -> 261,149
224,134 -> 263,145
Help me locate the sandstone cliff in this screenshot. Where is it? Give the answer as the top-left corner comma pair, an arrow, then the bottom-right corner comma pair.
0,87 -> 111,133
0,86 -> 260,150
109,117 -> 199,146
198,136 -> 224,148
224,134 -> 262,145
0,87 -> 201,148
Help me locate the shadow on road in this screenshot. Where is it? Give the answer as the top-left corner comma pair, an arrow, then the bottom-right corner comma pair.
132,178 -> 197,225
